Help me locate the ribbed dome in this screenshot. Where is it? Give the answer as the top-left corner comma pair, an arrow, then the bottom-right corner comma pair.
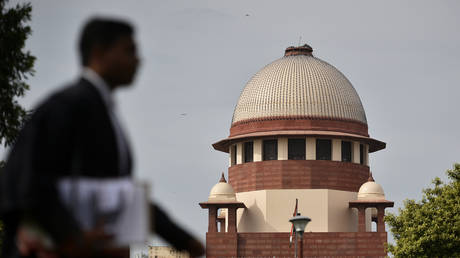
232,49 -> 367,125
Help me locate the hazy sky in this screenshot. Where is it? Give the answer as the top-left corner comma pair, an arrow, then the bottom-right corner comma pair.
5,0 -> 460,250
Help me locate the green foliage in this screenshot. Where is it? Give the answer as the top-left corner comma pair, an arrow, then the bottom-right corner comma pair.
385,164 -> 460,257
0,0 -> 35,149
0,0 -> 34,253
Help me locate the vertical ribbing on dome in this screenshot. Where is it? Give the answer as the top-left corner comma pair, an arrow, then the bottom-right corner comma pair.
231,50 -> 367,125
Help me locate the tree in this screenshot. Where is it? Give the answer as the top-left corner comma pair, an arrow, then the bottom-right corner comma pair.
0,0 -> 35,167
385,163 -> 460,257
0,0 -> 35,252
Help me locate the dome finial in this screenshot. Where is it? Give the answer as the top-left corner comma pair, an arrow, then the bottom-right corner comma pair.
219,172 -> 227,183
368,171 -> 375,182
284,44 -> 313,57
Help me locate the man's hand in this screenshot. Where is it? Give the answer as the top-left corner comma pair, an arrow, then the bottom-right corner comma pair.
17,227 -> 58,258
59,228 -> 128,258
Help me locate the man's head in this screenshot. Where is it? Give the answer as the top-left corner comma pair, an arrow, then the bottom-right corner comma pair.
79,17 -> 139,89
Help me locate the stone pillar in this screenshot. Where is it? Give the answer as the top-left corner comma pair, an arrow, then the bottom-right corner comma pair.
358,206 -> 366,232
229,146 -> 235,167
364,144 -> 369,166
254,139 -> 262,162
236,143 -> 243,164
306,137 -> 316,160
352,141 -> 360,164
227,207 -> 237,233
278,138 -> 288,160
332,139 -> 341,161
208,206 -> 218,233
377,206 -> 385,232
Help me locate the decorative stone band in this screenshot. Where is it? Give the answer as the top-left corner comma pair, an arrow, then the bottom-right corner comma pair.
228,160 -> 370,193
230,116 -> 369,137
213,129 -> 385,153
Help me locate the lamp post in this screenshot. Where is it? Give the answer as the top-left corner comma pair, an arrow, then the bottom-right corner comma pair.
289,215 -> 311,258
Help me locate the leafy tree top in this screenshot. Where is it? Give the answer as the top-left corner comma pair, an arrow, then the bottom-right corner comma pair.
385,164 -> 460,257
0,0 -> 35,148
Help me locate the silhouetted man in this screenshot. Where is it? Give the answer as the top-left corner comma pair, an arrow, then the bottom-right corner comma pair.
0,17 -> 204,258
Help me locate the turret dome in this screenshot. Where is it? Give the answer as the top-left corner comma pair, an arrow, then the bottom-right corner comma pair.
357,173 -> 385,200
208,173 -> 237,202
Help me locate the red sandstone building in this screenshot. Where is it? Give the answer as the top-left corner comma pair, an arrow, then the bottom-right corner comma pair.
200,45 -> 393,257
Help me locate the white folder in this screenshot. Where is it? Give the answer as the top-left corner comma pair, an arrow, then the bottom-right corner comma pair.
58,177 -> 150,246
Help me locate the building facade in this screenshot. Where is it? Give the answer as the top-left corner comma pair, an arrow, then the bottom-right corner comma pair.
200,45 -> 393,257
148,246 -> 190,258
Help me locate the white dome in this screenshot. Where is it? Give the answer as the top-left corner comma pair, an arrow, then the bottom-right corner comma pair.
208,174 -> 236,202
358,180 -> 385,200
232,48 -> 367,125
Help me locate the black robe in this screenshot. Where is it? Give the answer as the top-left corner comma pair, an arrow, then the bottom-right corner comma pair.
0,78 -> 192,257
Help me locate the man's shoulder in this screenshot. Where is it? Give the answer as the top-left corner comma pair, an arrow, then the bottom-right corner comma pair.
49,78 -> 99,104
42,78 -> 100,107
34,78 -> 103,119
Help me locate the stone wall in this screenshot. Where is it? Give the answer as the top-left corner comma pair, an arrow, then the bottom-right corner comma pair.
206,232 -> 388,257
229,160 -> 369,193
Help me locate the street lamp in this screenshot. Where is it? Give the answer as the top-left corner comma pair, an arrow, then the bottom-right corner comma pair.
289,215 -> 311,258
